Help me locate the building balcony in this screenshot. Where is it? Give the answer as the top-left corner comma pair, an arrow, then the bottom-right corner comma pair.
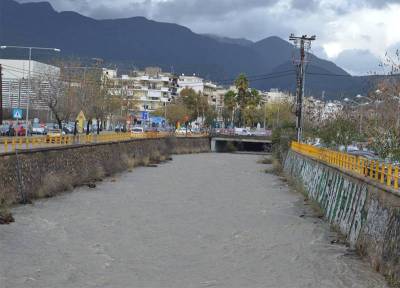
148,90 -> 162,98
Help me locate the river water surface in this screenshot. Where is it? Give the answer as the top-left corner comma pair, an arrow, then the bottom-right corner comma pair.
0,153 -> 389,287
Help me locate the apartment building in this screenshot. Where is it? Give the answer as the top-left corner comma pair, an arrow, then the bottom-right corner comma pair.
0,59 -> 60,115
104,67 -> 174,118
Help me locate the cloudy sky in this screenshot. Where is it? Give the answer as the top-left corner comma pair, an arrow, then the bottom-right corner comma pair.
16,0 -> 400,75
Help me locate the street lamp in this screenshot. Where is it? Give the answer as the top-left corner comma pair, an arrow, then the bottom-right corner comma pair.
0,45 -> 61,135
356,94 -> 380,127
344,98 -> 369,135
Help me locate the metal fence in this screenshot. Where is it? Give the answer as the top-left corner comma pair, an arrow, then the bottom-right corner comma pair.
291,141 -> 399,190
0,132 -> 209,153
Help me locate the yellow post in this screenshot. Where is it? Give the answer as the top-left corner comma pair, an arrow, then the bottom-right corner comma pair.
18,137 -> 22,149
369,161 -> 374,178
25,137 -> 29,149
380,163 -> 385,184
387,164 -> 393,187
375,162 -> 380,180
4,139 -> 8,153
394,166 -> 399,189
12,138 -> 16,151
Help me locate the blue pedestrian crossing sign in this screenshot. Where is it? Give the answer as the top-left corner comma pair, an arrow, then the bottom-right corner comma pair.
141,111 -> 149,120
12,108 -> 23,119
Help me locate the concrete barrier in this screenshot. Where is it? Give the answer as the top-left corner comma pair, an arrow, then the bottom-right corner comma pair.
0,137 -> 210,205
284,149 -> 400,284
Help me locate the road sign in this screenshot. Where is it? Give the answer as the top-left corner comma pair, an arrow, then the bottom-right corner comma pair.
12,108 -> 23,119
76,110 -> 86,133
141,111 -> 149,120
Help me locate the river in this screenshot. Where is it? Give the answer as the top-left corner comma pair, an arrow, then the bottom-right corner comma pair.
0,153 -> 388,287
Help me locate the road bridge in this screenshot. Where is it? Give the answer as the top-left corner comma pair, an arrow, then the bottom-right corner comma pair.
210,134 -> 272,152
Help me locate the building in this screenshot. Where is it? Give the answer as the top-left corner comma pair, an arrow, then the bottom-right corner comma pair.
303,96 -> 343,123
104,68 -> 174,120
177,74 -> 204,94
0,59 -> 60,118
265,88 -> 293,103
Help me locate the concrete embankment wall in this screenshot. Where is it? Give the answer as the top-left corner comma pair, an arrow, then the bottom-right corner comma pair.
0,137 -> 210,205
284,149 -> 400,283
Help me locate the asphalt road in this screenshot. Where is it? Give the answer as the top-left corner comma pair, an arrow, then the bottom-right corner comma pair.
0,153 -> 389,287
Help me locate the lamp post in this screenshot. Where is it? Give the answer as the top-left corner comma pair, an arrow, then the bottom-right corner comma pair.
356,94 -> 379,127
0,46 -> 60,136
344,97 -> 368,135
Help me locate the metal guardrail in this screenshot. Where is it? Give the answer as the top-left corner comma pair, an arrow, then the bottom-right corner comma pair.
0,132 -> 209,153
291,141 -> 399,190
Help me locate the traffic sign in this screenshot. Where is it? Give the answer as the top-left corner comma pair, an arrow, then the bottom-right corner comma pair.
12,108 -> 23,119
141,111 -> 149,120
76,110 -> 86,133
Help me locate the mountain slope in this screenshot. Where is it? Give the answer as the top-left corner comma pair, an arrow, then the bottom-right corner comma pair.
0,0 -> 365,99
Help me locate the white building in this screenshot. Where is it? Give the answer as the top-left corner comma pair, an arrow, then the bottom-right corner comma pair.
104,67 -> 174,116
0,59 -> 60,113
178,74 -> 204,94
265,88 -> 293,103
322,101 -> 343,121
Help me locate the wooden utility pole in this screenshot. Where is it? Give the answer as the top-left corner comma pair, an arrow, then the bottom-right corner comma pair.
289,34 -> 316,142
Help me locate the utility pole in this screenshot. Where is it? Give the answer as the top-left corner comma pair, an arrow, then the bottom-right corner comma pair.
0,64 -> 3,124
289,34 -> 316,142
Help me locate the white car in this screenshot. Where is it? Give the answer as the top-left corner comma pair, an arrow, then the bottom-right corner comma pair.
131,127 -> 144,134
32,124 -> 47,135
176,127 -> 190,135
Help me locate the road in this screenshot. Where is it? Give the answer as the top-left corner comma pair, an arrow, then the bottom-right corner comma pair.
0,153 -> 388,287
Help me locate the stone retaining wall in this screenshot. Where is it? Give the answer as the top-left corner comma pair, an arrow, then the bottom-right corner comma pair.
0,137 -> 210,205
284,149 -> 400,284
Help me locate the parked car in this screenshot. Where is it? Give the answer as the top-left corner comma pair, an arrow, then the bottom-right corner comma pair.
234,127 -> 251,136
16,124 -> 31,136
0,125 -> 9,136
175,127 -> 190,135
5,125 -> 16,136
115,124 -> 127,133
47,128 -> 62,137
32,123 -> 47,135
62,123 -> 74,134
347,150 -> 380,161
131,127 -> 144,134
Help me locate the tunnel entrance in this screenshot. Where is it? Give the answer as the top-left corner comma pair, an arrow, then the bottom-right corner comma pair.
213,140 -> 272,153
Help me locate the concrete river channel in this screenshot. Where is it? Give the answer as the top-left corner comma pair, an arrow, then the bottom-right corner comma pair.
0,153 -> 389,287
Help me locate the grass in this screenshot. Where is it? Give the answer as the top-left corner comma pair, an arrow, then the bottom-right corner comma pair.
0,198 -> 14,225
37,173 -> 74,198
264,158 -> 284,175
257,157 -> 273,164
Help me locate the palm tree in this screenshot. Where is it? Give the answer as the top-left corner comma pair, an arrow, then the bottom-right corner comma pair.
224,90 -> 236,127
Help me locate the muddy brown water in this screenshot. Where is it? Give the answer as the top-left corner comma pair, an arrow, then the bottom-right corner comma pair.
0,153 -> 388,288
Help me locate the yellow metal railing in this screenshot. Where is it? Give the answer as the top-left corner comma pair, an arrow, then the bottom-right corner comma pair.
1,131 -> 208,153
291,141 -> 399,190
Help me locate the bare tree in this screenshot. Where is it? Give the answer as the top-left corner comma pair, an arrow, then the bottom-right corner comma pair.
32,64 -> 80,129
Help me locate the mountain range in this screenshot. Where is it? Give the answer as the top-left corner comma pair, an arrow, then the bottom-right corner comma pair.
0,0 -> 374,99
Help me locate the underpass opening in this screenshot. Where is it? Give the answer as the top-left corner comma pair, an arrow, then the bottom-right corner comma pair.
213,139 -> 271,153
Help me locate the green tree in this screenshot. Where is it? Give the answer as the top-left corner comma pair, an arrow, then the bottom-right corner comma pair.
180,88 -> 200,120
265,100 -> 295,129
154,103 -> 187,128
234,73 -> 249,109
224,90 -> 236,127
318,116 -> 358,149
